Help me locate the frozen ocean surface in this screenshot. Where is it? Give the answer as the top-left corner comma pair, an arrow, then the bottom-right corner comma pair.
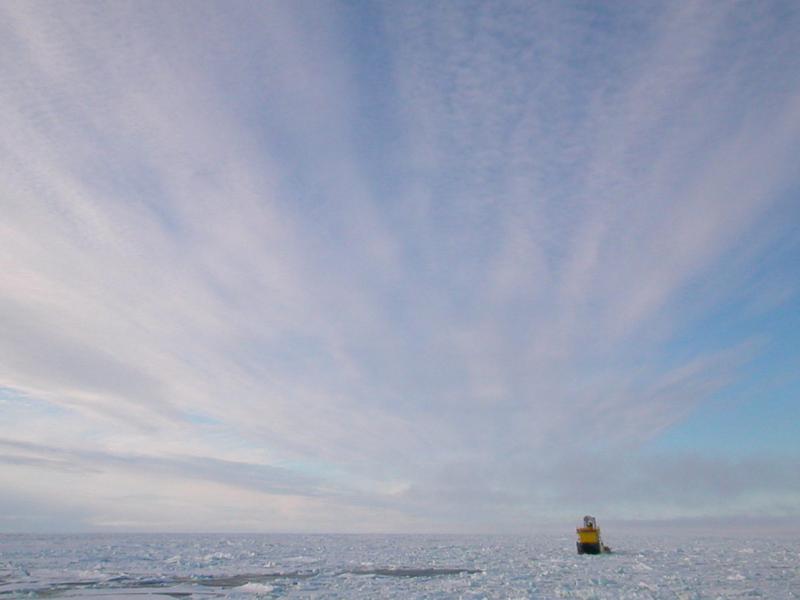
1,533 -> 798,599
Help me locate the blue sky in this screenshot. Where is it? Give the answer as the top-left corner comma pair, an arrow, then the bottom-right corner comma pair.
1,1 -> 799,533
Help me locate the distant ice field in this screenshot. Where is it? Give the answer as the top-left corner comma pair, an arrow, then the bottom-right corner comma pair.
1,533 -> 798,598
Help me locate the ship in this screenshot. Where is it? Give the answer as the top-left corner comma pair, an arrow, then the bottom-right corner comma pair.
576,515 -> 611,554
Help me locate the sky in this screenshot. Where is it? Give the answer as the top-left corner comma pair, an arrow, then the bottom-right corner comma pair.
1,0 -> 799,534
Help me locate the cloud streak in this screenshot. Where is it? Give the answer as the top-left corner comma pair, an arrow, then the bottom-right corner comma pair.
1,1 -> 799,531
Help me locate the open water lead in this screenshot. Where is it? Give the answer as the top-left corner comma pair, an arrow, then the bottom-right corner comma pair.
576,515 -> 611,554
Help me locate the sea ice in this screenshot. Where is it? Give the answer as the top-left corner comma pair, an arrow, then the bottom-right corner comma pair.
0,532 -> 798,598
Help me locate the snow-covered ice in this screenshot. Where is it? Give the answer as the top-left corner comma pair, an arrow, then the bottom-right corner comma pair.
1,533 -> 798,598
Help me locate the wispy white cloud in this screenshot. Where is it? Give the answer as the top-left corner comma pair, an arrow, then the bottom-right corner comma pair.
1,1 -> 799,531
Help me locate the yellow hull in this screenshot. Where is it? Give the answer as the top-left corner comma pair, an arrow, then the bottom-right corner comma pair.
576,526 -> 608,554
576,528 -> 600,544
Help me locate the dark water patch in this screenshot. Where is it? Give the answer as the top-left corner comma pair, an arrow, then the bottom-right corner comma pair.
116,577 -> 174,587
6,580 -> 108,598
37,590 -> 212,599
348,567 -> 482,578
192,571 -> 317,587
3,572 -> 317,598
